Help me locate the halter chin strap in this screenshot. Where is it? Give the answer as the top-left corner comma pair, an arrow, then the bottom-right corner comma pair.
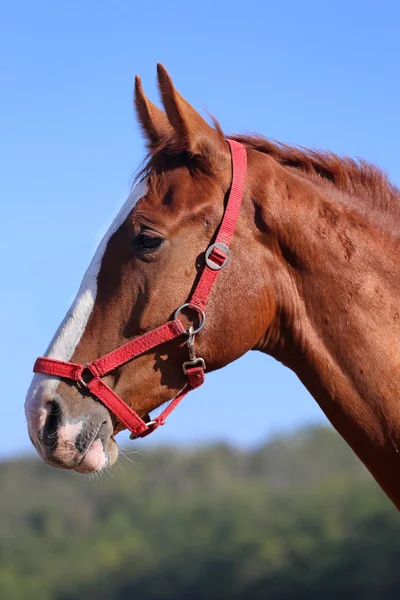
33,140 -> 247,439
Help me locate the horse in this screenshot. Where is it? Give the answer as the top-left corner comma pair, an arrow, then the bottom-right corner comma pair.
25,65 -> 400,511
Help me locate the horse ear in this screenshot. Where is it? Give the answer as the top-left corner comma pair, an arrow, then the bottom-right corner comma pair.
156,64 -> 228,165
134,75 -> 173,149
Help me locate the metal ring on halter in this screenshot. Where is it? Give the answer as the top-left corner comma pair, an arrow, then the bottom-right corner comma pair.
129,420 -> 157,440
205,242 -> 230,270
77,363 -> 92,389
174,303 -> 205,334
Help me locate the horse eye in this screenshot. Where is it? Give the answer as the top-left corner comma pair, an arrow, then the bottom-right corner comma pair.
133,232 -> 164,252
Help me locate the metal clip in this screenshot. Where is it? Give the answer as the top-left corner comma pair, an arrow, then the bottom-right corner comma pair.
187,327 -> 196,360
182,327 -> 206,374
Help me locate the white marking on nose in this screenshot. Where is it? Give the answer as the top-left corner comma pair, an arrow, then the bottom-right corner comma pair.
53,422 -> 84,463
25,181 -> 147,433
57,422 -> 83,444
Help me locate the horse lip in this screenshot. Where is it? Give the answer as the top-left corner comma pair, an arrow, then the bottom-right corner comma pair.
74,438 -> 113,474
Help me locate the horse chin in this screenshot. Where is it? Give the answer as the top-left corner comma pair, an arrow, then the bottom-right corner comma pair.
75,436 -> 118,474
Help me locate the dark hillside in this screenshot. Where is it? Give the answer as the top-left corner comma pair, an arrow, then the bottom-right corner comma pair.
0,426 -> 398,600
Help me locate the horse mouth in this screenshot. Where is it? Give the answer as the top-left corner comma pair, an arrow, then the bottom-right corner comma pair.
75,436 -> 119,474
32,430 -> 119,474
26,384 -> 120,474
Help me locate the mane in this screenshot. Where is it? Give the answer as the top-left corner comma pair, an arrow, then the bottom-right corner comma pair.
232,134 -> 400,238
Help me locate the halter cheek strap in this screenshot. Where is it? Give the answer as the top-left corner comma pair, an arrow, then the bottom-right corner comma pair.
33,140 -> 247,439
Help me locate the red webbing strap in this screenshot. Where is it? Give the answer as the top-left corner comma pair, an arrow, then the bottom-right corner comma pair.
144,365 -> 205,436
189,139 -> 247,312
33,357 -> 83,381
33,319 -> 185,383
90,364 -> 204,437
33,359 -> 204,438
87,377 -> 149,435
90,319 -> 185,377
33,358 -> 152,435
33,319 -> 186,437
33,321 -> 201,438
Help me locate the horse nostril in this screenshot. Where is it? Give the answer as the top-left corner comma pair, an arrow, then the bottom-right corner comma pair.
42,400 -> 61,449
96,417 -> 112,444
98,419 -> 110,436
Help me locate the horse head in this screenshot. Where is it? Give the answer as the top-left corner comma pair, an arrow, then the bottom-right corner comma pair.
25,66 -> 278,473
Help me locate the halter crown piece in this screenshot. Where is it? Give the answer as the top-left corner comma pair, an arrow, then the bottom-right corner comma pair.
33,140 -> 247,439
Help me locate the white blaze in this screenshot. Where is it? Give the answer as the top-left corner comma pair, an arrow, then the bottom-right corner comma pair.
25,181 -> 146,435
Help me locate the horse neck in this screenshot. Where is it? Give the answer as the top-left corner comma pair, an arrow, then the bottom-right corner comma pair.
251,151 -> 400,508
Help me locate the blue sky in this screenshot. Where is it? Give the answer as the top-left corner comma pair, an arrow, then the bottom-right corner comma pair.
1,0 -> 399,458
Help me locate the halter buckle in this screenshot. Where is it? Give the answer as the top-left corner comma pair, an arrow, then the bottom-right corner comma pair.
205,242 -> 230,270
182,357 -> 206,374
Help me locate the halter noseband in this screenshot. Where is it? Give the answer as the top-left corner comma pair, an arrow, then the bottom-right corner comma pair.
33,140 -> 247,439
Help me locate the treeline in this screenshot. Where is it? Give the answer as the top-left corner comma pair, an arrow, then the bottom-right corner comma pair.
0,426 -> 398,599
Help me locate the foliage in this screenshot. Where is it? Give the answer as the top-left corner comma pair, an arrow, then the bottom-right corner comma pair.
0,426 -> 398,599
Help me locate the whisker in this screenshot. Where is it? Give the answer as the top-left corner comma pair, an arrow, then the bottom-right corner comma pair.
118,448 -> 133,464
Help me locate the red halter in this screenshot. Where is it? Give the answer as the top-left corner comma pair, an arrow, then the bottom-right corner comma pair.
33,140 -> 247,439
